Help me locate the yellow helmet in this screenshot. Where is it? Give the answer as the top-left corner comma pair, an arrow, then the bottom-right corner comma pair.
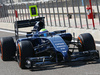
39,29 -> 48,34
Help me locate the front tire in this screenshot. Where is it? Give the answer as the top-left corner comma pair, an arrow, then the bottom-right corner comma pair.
17,41 -> 34,69
78,33 -> 96,52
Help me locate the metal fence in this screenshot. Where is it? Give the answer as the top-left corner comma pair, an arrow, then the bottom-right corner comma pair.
0,0 -> 100,29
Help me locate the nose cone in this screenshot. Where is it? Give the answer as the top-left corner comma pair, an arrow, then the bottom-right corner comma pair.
48,35 -> 69,61
61,49 -> 69,61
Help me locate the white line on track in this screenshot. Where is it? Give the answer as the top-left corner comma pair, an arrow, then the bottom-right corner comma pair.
0,29 -> 100,47
96,44 -> 100,47
0,29 -> 26,35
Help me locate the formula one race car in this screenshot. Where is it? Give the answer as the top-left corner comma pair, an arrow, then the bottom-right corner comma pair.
0,17 -> 99,69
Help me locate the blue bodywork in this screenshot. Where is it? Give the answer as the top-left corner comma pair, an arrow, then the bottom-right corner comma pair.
47,35 -> 69,60
17,32 -> 72,61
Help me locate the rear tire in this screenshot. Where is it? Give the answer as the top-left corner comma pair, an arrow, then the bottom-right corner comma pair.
78,33 -> 96,52
0,37 -> 16,61
17,41 -> 34,69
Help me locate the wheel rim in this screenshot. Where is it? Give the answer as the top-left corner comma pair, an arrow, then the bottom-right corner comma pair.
0,41 -> 3,60
78,37 -> 83,45
78,36 -> 83,52
18,44 -> 21,67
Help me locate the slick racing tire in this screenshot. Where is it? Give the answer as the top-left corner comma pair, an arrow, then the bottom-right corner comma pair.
0,37 -> 16,61
78,33 -> 96,52
17,41 -> 34,69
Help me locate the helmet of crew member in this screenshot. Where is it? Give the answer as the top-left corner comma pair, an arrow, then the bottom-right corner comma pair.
39,29 -> 48,34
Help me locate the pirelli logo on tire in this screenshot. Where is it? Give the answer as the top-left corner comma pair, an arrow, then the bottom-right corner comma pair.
29,5 -> 38,17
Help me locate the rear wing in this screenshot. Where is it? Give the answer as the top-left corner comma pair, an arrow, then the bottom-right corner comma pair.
14,17 -> 45,40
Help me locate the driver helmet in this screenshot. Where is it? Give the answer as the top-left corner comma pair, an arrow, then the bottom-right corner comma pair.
39,28 -> 48,34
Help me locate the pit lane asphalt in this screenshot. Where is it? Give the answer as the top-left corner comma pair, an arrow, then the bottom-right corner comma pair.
0,31 -> 100,75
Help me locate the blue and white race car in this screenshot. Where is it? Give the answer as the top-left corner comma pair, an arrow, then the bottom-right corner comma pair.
0,17 -> 99,69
